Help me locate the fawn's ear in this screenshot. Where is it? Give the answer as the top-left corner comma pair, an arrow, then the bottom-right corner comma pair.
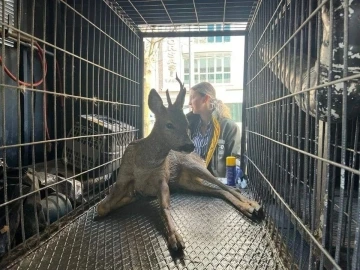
149,89 -> 166,115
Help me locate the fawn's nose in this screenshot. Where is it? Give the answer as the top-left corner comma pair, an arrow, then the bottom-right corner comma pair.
179,143 -> 195,153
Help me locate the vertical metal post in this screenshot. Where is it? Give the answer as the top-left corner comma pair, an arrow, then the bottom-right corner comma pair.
240,33 -> 248,172
188,35 -> 192,87
335,0 -> 349,263
85,0 -> 90,201
30,0 -> 40,239
353,119 -> 360,270
1,0 -> 10,255
316,121 -> 328,230
139,36 -> 144,139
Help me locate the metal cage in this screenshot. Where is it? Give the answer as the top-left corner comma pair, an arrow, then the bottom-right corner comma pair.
0,0 -> 141,263
245,0 -> 360,269
0,0 -> 359,269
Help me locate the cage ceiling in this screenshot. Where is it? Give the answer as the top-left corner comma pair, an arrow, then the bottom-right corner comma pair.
110,0 -> 258,35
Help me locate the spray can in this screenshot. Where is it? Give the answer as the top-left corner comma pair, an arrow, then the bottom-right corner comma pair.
226,156 -> 236,186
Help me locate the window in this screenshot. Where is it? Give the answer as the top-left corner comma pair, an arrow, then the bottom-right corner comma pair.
184,58 -> 190,74
207,24 -> 231,43
183,56 -> 190,84
225,103 -> 242,123
183,53 -> 231,85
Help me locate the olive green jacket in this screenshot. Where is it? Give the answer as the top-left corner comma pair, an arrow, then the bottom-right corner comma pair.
187,111 -> 241,177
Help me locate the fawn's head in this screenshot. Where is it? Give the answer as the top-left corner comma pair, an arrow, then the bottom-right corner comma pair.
148,74 -> 194,153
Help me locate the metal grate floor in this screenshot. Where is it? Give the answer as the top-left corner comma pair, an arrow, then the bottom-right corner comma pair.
6,193 -> 284,270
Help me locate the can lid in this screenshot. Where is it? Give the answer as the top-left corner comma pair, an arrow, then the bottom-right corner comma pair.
226,156 -> 236,166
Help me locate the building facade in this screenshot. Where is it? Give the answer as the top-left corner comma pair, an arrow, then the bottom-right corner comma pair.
146,26 -> 245,129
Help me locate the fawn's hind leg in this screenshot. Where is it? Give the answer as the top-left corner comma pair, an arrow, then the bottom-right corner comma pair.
178,175 -> 255,219
187,165 -> 262,212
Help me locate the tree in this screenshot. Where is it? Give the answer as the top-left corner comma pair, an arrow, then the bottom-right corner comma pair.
143,37 -> 164,137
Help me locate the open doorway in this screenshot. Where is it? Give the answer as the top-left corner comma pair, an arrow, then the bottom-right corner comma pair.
142,33 -> 245,136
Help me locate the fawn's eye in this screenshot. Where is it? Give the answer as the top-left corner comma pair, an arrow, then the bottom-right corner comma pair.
166,123 -> 174,129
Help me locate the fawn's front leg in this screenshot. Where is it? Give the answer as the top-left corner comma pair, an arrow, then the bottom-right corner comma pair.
158,180 -> 185,251
96,169 -> 135,217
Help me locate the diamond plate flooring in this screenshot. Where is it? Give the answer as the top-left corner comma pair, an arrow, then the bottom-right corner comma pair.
6,193 -> 285,270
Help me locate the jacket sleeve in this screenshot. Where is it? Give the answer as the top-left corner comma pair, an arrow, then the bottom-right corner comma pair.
224,121 -> 241,157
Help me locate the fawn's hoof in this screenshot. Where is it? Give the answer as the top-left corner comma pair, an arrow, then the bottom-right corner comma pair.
168,231 -> 185,251
96,201 -> 110,217
247,206 -> 255,214
250,202 -> 262,212
253,206 -> 265,221
247,205 -> 265,223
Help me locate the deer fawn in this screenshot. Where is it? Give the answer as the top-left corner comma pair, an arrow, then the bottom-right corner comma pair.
96,74 -> 263,251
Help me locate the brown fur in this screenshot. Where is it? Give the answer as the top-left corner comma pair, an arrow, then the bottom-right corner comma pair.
96,74 -> 263,251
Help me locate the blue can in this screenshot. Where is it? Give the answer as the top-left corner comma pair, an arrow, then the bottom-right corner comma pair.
226,156 -> 236,186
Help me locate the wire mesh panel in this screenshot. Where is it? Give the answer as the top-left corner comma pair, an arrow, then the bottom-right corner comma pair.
245,0 -> 360,269
3,193 -> 285,270
0,0 -> 140,264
